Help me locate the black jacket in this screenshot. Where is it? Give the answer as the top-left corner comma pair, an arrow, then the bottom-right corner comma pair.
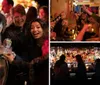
1,23 -> 30,58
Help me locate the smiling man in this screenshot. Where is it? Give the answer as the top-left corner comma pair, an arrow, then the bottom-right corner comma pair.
1,5 -> 28,85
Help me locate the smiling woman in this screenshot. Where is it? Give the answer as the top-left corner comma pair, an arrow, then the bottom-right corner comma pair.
31,21 -> 44,39
3,18 -> 49,85
29,18 -> 48,57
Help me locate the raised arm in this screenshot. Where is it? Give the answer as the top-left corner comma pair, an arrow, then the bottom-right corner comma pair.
75,24 -> 91,41
82,5 -> 92,15
82,5 -> 100,23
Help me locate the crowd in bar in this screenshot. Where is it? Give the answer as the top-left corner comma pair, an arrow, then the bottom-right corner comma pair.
50,4 -> 100,41
0,0 -> 49,85
50,43 -> 100,83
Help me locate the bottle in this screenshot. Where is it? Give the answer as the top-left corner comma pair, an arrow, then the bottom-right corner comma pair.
3,38 -> 12,54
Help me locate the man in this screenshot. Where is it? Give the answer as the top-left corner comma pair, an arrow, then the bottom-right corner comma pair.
1,5 -> 29,85
2,4 -> 27,57
53,54 -> 70,85
2,0 -> 14,28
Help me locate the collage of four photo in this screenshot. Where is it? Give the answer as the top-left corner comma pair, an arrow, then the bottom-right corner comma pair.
0,0 -> 100,85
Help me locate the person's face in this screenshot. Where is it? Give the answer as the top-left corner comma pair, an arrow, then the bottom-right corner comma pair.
39,9 -> 46,19
81,13 -> 87,19
62,19 -> 68,27
2,0 -> 11,13
61,12 -> 66,19
88,17 -> 95,23
13,12 -> 26,27
31,21 -> 43,39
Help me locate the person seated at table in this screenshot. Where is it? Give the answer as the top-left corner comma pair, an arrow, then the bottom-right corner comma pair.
87,16 -> 99,38
75,5 -> 100,41
75,24 -> 98,41
82,5 -> 100,23
77,12 -> 89,31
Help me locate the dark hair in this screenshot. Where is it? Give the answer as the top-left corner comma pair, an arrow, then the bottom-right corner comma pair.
95,59 -> 100,64
26,6 -> 37,22
39,6 -> 48,17
30,18 -> 47,30
60,54 -> 65,61
7,0 -> 14,6
29,18 -> 48,39
75,54 -> 83,63
0,13 -> 6,31
12,4 -> 26,15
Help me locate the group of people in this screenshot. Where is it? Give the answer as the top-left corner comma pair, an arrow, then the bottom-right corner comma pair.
0,0 -> 49,85
51,54 -> 100,85
75,5 -> 100,41
50,5 -> 100,41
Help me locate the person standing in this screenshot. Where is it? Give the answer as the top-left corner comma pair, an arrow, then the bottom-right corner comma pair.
1,4 -> 30,85
53,54 -> 70,85
75,54 -> 87,80
1,4 -> 29,58
4,18 -> 49,85
2,0 -> 14,28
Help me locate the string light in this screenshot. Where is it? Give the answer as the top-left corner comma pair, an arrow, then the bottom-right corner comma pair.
14,0 -> 38,8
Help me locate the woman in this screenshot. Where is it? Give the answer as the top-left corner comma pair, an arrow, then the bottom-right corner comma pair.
29,18 -> 49,85
92,59 -> 100,80
75,54 -> 87,80
30,18 -> 48,58
4,18 -> 49,85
